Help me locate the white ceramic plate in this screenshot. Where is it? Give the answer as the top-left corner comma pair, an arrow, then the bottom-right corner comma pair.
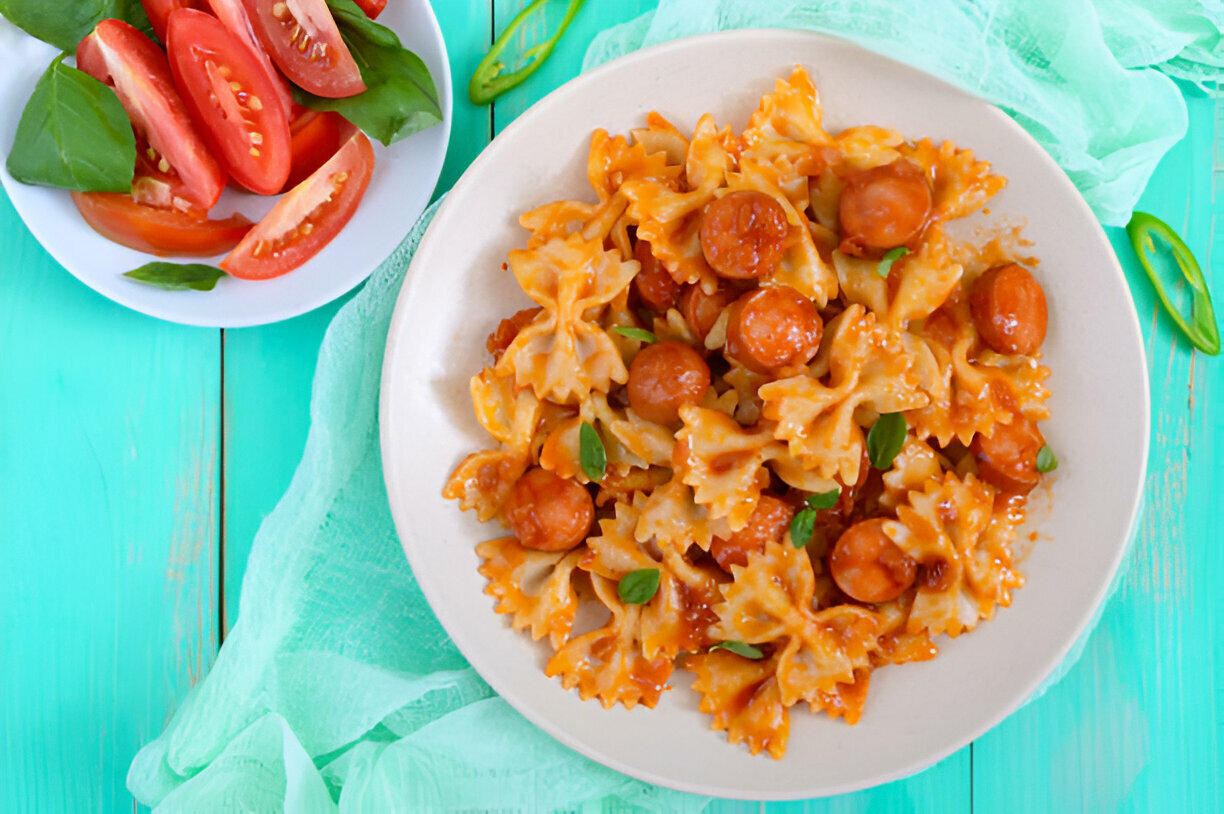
0,0 -> 451,328
380,29 -> 1149,800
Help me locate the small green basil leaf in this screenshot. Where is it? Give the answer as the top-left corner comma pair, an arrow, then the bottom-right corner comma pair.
6,55 -> 136,193
613,325 -> 657,343
877,246 -> 910,277
1036,445 -> 1059,473
789,507 -> 815,548
123,263 -> 227,292
867,412 -> 907,470
617,568 -> 660,605
0,0 -> 154,51
709,641 -> 764,660
806,488 -> 840,511
579,421 -> 606,482
293,0 -> 442,146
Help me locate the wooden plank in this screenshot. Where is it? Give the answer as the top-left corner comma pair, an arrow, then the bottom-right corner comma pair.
220,0 -> 493,628
0,189 -> 220,811
221,300 -> 344,629
486,3 -> 969,810
971,89 -> 1223,812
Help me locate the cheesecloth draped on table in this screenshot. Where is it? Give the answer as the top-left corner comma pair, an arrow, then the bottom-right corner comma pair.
129,1 -> 1221,810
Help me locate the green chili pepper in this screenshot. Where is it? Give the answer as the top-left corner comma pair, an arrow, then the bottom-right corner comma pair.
1126,211 -> 1220,355
468,0 -> 586,106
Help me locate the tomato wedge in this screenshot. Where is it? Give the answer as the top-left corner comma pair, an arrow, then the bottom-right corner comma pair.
222,128 -> 374,279
284,110 -> 347,190
206,0 -> 294,114
73,192 -> 253,256
167,9 -> 291,195
77,19 -> 225,211
353,0 -> 386,19
241,0 -> 365,98
139,0 -> 208,41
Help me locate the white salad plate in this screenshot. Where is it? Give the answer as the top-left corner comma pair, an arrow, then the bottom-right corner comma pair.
380,29 -> 1149,800
0,0 -> 451,328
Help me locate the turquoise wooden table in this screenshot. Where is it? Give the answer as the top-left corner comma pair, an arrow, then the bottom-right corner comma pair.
1,2 -> 1220,811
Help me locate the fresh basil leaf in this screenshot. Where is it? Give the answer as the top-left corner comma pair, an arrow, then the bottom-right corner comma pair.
579,421 -> 606,482
293,0 -> 442,147
1036,444 -> 1059,473
617,568 -> 660,605
709,641 -> 764,660
6,55 -> 136,193
867,412 -> 907,470
0,0 -> 153,51
789,507 -> 815,548
806,489 -> 840,511
613,325 -> 657,343
877,246 -> 910,277
124,263 -> 227,292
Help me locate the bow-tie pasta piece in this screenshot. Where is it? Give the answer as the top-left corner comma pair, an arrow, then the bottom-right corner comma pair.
686,650 -> 790,759
496,234 -> 637,404
477,537 -> 583,650
545,572 -> 674,710
885,472 -> 1023,637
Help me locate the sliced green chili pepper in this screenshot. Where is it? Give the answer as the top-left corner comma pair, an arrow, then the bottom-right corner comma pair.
1126,211 -> 1220,356
468,0 -> 586,106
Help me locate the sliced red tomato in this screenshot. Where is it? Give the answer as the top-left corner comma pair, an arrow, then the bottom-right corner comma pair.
206,0 -> 294,114
139,0 -> 208,41
222,129 -> 374,279
77,19 -> 225,210
353,0 -> 386,19
167,9 -> 291,195
72,191 -> 253,256
241,0 -> 365,99
131,142 -> 206,211
284,110 -> 347,190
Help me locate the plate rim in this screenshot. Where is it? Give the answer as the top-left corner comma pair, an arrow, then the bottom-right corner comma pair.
380,27 -> 1150,800
0,0 -> 453,328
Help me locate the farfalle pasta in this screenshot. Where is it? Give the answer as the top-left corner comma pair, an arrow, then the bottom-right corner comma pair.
444,67 -> 1055,758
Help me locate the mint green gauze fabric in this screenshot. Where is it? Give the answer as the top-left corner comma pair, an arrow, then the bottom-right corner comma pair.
129,2 -> 1224,811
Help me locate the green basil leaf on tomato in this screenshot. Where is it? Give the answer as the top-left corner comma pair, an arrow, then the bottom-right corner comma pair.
292,0 -> 442,146
5,56 -> 136,193
0,0 -> 153,51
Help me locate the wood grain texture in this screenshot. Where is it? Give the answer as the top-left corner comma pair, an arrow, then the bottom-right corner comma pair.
0,190 -> 220,812
971,86 -> 1224,814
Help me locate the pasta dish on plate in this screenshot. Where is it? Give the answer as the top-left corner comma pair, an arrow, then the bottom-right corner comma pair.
442,67 -> 1053,759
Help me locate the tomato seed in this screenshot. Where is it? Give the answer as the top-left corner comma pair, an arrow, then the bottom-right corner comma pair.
229,81 -> 242,93
272,2 -> 289,19
248,95 -> 263,111
300,222 -> 313,235
250,132 -> 263,145
157,158 -> 170,173
250,147 -> 261,157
